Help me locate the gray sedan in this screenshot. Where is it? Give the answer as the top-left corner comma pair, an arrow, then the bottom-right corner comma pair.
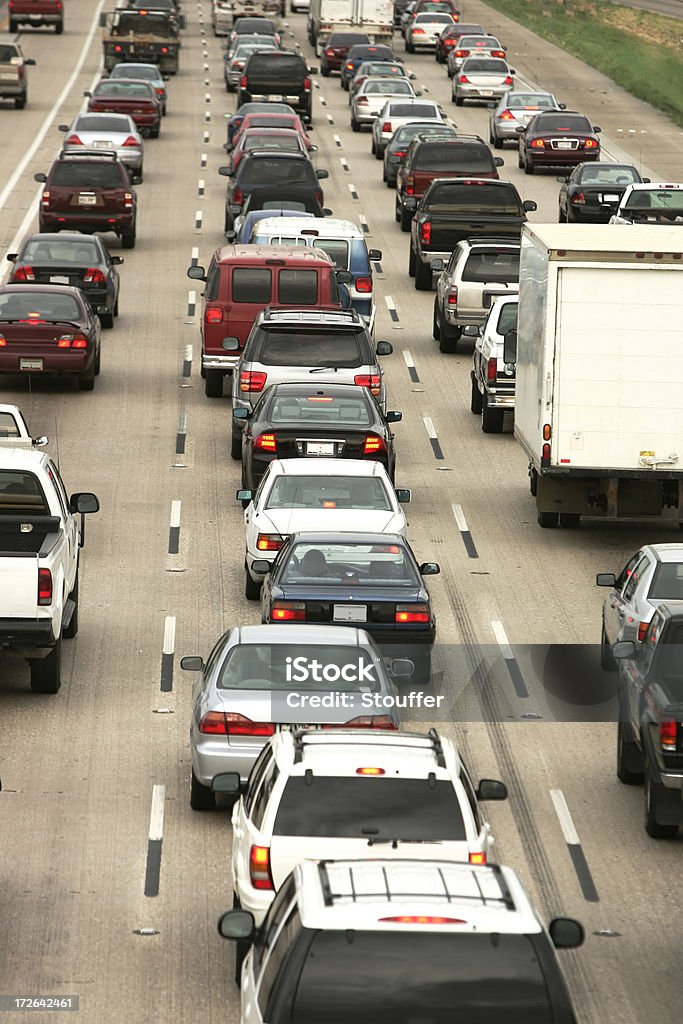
57,113 -> 144,180
597,544 -> 683,669
489,91 -> 564,148
350,77 -> 417,132
182,624 -> 404,809
452,57 -> 514,106
383,120 -> 458,186
109,62 -> 168,115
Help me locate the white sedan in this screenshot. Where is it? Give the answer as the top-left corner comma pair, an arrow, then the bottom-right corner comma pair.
238,459 -> 411,599
350,77 -> 418,132
371,98 -> 446,156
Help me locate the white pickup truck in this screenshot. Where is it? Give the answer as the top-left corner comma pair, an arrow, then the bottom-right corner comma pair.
0,410 -> 99,693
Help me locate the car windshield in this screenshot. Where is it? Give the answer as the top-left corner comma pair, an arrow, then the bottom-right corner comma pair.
95,82 -> 154,98
50,163 -> 123,187
265,474 -> 390,510
274,777 -> 466,838
534,114 -> 592,132
462,59 -> 508,73
281,542 -> 419,586
0,471 -> 49,514
427,183 -> 522,214
388,103 -> 436,117
507,93 -> 556,109
0,292 -> 82,321
289,933 -> 553,1024
22,239 -> 100,264
259,330 -> 364,368
578,166 -> 638,184
462,250 -> 520,283
75,115 -> 133,132
217,644 -> 382,691
496,302 -> 518,334
414,142 -> 493,172
364,81 -> 413,95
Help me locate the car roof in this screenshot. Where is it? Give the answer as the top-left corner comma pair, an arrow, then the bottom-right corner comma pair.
624,182 -> 683,190
644,544 -> 683,563
272,728 -> 459,776
0,447 -> 47,471
267,457 -> 386,479
213,244 -> 334,265
254,216 -> 364,240
234,624 -> 368,645
0,283 -> 84,297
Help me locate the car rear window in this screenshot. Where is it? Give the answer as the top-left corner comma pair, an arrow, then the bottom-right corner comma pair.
247,53 -> 305,77
624,189 -> 683,210
0,291 -> 82,321
649,563 -> 683,600
112,66 -> 157,80
460,36 -> 499,46
242,116 -> 297,131
266,474 -> 389,508
95,82 -> 154,98
51,163 -> 124,187
0,471 -> 49,514
329,33 -> 370,45
0,413 -> 21,437
75,115 -> 132,132
364,81 -> 412,95
579,166 -> 638,184
388,102 -> 436,117
462,59 -> 508,73
350,46 -> 395,59
268,396 -> 372,427
282,541 -> 418,585
534,114 -> 592,132
0,45 -> 19,62
507,93 -> 556,109
240,158 -> 314,187
311,239 -> 349,269
274,778 -> 466,838
259,330 -> 364,367
426,183 -> 522,214
395,124 -> 454,144
414,142 -> 493,172
496,302 -> 518,335
217,644 -> 382,691
277,270 -> 319,304
414,12 -> 455,22
462,250 -> 520,283
232,267 -> 272,303
243,135 -> 301,154
23,239 -> 100,264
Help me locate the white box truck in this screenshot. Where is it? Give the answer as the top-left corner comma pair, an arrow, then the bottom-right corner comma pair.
308,0 -> 394,53
512,224 -> 683,528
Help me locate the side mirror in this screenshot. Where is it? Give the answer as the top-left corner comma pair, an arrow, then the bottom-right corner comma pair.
306,125 -> 315,131
322,207 -> 334,216
494,157 -> 504,166
593,126 -> 601,133
218,166 -> 232,176
548,918 -> 584,950
409,73 -> 417,80
523,200 -> 537,212
462,325 -> 479,338
368,248 -> 382,261
309,144 -> 318,152
316,168 -> 329,179
596,573 -> 616,588
390,658 -> 414,678
556,175 -> 567,183
308,66 -> 319,74
431,258 -> 445,271
32,436 -> 48,447
336,270 -> 353,284
414,90 -> 423,96
69,492 -> 100,514
212,772 -> 241,796
236,488 -> 253,501
132,174 -> 143,185
96,305 -> 109,318
111,256 -> 125,265
225,229 -> 236,241
233,407 -> 249,420
395,487 -> 411,503
163,75 -> 171,82
180,656 -> 204,671
476,779 -> 508,801
503,328 -> 517,365
419,562 -> 440,576
83,90 -> 92,98
403,197 -> 417,210
229,204 -> 241,214
187,265 -> 206,281
6,254 -> 17,262
25,58 -> 36,66
558,102 -> 567,110
223,337 -> 240,351
509,68 -> 516,75
376,340 -> 393,356
34,172 -> 47,183
612,640 -> 637,660
58,124 -> 69,132
251,559 -> 272,574
217,909 -> 256,942
386,410 -> 402,423
642,177 -> 651,183
515,125 -> 525,134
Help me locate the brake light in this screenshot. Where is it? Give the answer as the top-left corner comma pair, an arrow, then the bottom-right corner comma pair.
571,192 -> 586,205
340,717 -> 397,730
114,45 -> 122,53
379,916 -> 467,924
254,434 -> 277,452
205,307 -> 224,324
198,711 -> 228,734
240,370 -> 267,393
249,846 -> 274,891
232,187 -> 243,205
256,533 -> 283,551
405,174 -> 415,195
303,77 -> 311,91
447,287 -> 458,305
394,150 -> 406,158
57,334 -> 88,348
363,434 -> 386,455
84,268 -> 106,285
584,138 -> 599,149
492,50 -> 506,58
315,189 -> 323,205
356,96 -> 369,105
12,265 -> 35,282
355,276 -> 372,293
395,603 -> 430,623
161,47 -> 168,54
122,136 -> 139,147
419,221 -> 431,245
346,62 -> 354,70
356,766 -> 385,775
325,48 -> 335,56
637,621 -> 649,642
499,109 -> 515,121
486,357 -> 497,381
455,49 -> 469,57
541,442 -> 551,464
123,192 -> 133,209
354,373 -> 381,395
381,122 -> 392,134
0,335 -> 6,347
412,28 -> 425,34
41,191 -> 51,207
38,568 -> 52,606
458,75 -> 470,84
155,88 -> 165,96
469,851 -> 487,865
65,134 -> 83,145
660,720 -> 677,752
272,602 -> 306,621
530,138 -> 545,148
502,77 -> 513,85
226,714 -> 275,737
240,75 -> 247,88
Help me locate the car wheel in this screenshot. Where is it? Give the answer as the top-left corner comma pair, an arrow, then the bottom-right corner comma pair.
645,765 -> 678,838
121,229 -> 136,249
559,512 -> 580,528
205,370 -> 224,398
439,316 -> 460,353
62,564 -> 79,639
455,94 -> 464,107
78,368 -> 95,391
447,65 -> 454,79
493,135 -> 504,150
524,158 -> 534,175
558,206 -> 567,222
114,295 -> 119,317
371,136 -> 377,155
399,205 -> 412,232
414,258 -> 432,291
245,568 -> 262,600
482,402 -> 504,433
616,718 -> 644,784
537,510 -> 559,528
470,375 -> 483,414
29,637 -> 62,694
15,94 -> 27,110
55,21 -> 63,34
518,151 -> 524,169
321,65 -> 330,77
190,769 -> 216,812
601,622 -> 617,671
406,42 -> 414,54
231,429 -> 242,460
94,344 -> 101,376
411,652 -> 432,685
9,19 -> 17,32
408,245 -> 416,277
150,126 -> 160,139
375,144 -> 383,161
351,116 -> 359,132
432,299 -> 440,341
100,309 -> 114,329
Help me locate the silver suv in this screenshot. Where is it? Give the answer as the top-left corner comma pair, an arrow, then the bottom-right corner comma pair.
231,308 -> 393,459
432,237 -> 520,354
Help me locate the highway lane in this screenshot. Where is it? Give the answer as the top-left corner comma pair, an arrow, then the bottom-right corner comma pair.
0,3 -> 682,1022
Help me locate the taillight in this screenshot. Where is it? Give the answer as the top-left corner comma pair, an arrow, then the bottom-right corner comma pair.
122,136 -> 139,147
395,603 -> 430,624
249,845 -> 274,891
458,75 -> 470,84
57,334 -> 87,348
637,621 -> 649,642
0,335 -> 6,347
232,187 -> 243,205
354,373 -> 381,396
12,265 -> 35,282
660,720 -> 677,752
455,49 -> 469,57
355,276 -> 372,293
356,96 -> 368,105
254,434 -> 277,452
303,77 -> 311,91
530,138 -> 545,148
123,192 -> 133,209
336,716 -> 397,730
363,434 -> 386,455
41,191 -> 51,207
499,109 -> 514,121
584,138 -> 599,149
239,370 -> 267,393
492,50 -> 506,58
38,568 -> 52,606
114,45 -> 122,53
502,76 -> 513,85
447,287 -> 458,305
346,62 -> 354,70
205,307 -> 224,324
380,915 -> 466,924
65,134 -> 83,145
272,602 -> 306,622
412,28 -> 425,34
155,88 -> 165,96
486,357 -> 497,381
419,221 -> 431,245
394,150 -> 406,158
469,852 -> 487,865
325,48 -> 335,56
198,711 -> 228,734
161,47 -> 168,54
256,533 -> 283,551
405,175 -> 415,196
226,714 -> 275,737
240,75 -> 247,88
571,192 -> 586,205
315,189 -> 323,205
84,268 -> 106,285
381,121 -> 392,133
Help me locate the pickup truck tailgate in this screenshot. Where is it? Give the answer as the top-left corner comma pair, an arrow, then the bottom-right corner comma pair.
429,214 -> 525,252
0,556 -> 38,617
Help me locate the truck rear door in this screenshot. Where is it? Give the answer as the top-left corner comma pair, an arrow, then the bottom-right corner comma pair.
0,556 -> 37,618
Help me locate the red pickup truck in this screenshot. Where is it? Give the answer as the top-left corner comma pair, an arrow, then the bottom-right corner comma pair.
9,0 -> 64,34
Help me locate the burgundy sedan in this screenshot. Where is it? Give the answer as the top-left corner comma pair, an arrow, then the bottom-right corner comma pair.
85,79 -> 161,137
518,110 -> 600,175
0,285 -> 101,391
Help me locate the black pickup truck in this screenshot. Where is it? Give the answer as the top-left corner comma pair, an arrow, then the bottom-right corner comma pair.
239,52 -> 318,125
408,178 -> 536,291
613,602 -> 683,838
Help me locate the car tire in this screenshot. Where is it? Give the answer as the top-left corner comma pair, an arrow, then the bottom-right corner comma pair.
121,230 -> 136,249
518,152 -> 524,169
62,565 -> 79,639
600,621 -> 617,671
399,205 -> 412,232
432,299 -> 440,341
493,135 -> 504,150
15,94 -> 27,110
447,65 -> 454,79
150,126 -> 160,139
205,370 -> 224,398
616,718 -> 644,784
559,512 -> 580,528
94,344 -> 101,376
136,167 -> 143,183
371,136 -> 377,155
470,375 -> 483,414
190,769 -> 216,812
524,159 -> 534,175
78,369 -> 95,391
439,315 -> 459,353
114,296 -> 119,317
537,510 -> 559,528
408,245 -> 416,278
245,568 -> 261,600
29,637 -> 62,694
414,258 -> 432,291
321,65 -> 330,77
482,402 -> 504,433
645,765 -> 678,839
55,22 -> 63,34
231,429 -> 242,461
351,116 -> 359,132
411,652 -> 432,685
375,144 -> 383,161
9,19 -> 17,32
455,95 -> 464,107
100,309 -> 114,329
558,205 -> 567,223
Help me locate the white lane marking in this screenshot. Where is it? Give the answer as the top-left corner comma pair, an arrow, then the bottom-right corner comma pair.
187,289 -> 196,312
162,615 -> 176,656
384,295 -> 397,312
348,183 -> 358,198
491,620 -> 514,660
177,411 -> 187,433
403,349 -> 415,369
170,500 -> 181,529
204,110 -> 211,122
200,152 -> 207,167
326,113 -> 334,124
550,789 -> 581,846
205,92 -> 211,103
203,130 -> 210,143
195,210 -> 203,228
148,784 -> 166,842
333,133 -> 342,147
340,157 -> 349,171
198,178 -> 205,196
451,503 -> 469,532
190,247 -> 199,266
359,213 -> 369,232
184,344 -> 193,364
422,415 -> 438,440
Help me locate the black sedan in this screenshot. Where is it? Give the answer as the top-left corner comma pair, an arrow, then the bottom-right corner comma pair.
557,162 -> 646,222
256,532 -> 439,683
6,233 -> 122,328
236,383 -> 402,489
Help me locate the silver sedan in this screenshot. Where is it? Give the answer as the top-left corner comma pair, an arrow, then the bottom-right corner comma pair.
182,624 -> 403,808
371,98 -> 445,155
489,91 -> 564,148
350,77 -> 417,132
452,57 -> 514,106
406,12 -> 457,52
57,113 -> 144,180
597,544 -> 683,669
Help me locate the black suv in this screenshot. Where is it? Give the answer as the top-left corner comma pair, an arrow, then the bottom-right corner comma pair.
220,152 -> 329,234
613,602 -> 683,838
239,52 -> 317,124
34,152 -> 137,248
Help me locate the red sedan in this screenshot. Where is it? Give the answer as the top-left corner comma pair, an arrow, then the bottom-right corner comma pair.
85,79 -> 161,137
518,110 -> 601,175
230,112 -> 314,152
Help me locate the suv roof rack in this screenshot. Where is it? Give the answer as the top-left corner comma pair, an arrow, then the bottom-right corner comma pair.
261,307 -> 362,323
465,236 -> 521,246
318,860 -> 516,909
289,727 -> 447,766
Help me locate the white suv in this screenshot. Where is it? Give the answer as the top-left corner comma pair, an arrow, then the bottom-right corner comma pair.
218,858 -> 584,1020
216,728 -> 507,925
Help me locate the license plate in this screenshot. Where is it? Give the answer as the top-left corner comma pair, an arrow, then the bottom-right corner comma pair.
333,605 -> 367,622
556,141 -> 573,149
306,442 -> 335,456
0,73 -> 15,80
92,140 -> 113,149
479,89 -> 493,96
79,194 -> 97,206
30,12 -> 40,18
20,358 -> 43,371
50,276 -> 70,285
603,193 -> 619,202
268,94 -> 284,101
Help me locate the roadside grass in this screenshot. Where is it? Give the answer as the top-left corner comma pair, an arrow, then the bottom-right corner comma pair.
479,0 -> 683,127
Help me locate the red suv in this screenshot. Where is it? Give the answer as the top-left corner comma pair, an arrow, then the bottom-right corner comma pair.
85,79 -> 161,138
8,0 -> 63,34
34,152 -> 138,249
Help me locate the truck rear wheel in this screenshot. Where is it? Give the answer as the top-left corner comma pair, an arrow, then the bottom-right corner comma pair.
15,94 -> 27,110
414,258 -> 432,291
399,204 -> 412,232
559,512 -> 580,528
616,719 -> 643,784
55,22 -> 63,34
537,510 -> 559,528
30,637 -> 62,694
470,375 -> 483,414
205,370 -> 224,398
439,317 -> 459,353
62,566 -> 80,639
645,766 -> 678,838
482,403 -> 504,433
9,19 -> 17,32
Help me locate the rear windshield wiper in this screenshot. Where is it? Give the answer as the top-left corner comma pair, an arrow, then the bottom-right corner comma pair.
309,365 -> 339,373
365,836 -> 442,848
